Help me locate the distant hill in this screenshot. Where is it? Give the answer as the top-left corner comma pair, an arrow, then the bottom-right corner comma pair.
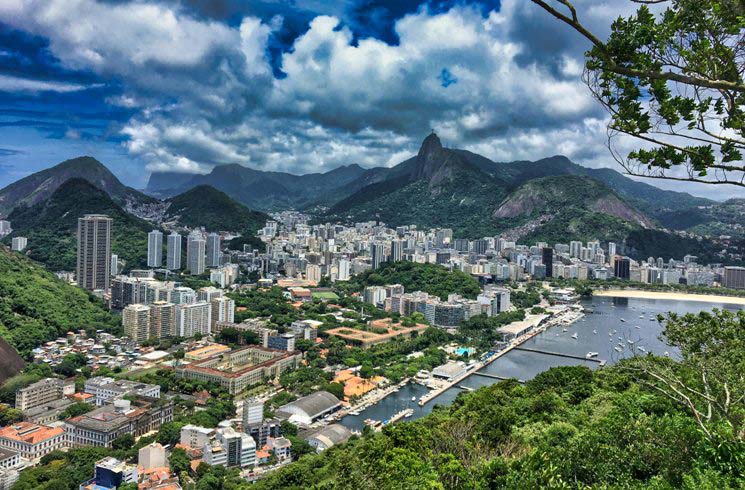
0,156 -> 157,217
147,163 -> 369,211
321,135 -> 657,244
493,175 -> 653,244
473,154 -> 714,223
143,135 -> 720,235
4,178 -> 152,271
164,185 -> 269,251
324,133 -> 511,237
0,246 -> 119,356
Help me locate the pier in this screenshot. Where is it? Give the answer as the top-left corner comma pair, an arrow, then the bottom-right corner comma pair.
512,347 -> 606,365
471,372 -> 525,384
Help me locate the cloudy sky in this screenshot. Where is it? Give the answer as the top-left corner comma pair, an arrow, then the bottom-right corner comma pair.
0,0 -> 742,200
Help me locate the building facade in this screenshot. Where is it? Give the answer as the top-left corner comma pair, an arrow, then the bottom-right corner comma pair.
76,214 -> 112,291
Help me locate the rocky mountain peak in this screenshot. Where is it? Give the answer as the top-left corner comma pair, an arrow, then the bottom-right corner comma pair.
418,132 -> 443,157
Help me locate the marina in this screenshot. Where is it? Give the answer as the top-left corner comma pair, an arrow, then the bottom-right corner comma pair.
339,294 -> 742,431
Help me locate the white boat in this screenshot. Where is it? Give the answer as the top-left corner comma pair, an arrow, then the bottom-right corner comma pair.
586,352 -> 598,358
638,346 -> 647,353
614,346 -> 623,352
664,351 -> 670,357
571,333 -> 578,339
627,339 -> 635,345
635,325 -> 641,329
620,318 -> 626,323
593,329 -> 597,334
639,315 -> 644,319
411,396 -> 416,402
562,328 -> 568,332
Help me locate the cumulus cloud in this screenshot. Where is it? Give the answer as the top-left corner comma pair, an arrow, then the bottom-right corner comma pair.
0,0 -> 642,177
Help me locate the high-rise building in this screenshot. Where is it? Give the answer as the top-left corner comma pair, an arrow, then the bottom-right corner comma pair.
10,237 -> 27,252
166,232 -> 182,270
614,257 -> 631,280
722,266 -> 745,289
206,233 -> 221,268
147,230 -> 163,268
149,301 -> 176,339
110,254 -> 120,276
177,302 -> 211,337
210,297 -> 235,330
370,242 -> 385,269
337,259 -> 351,281
187,233 -> 206,275
569,241 -> 582,258
305,264 -> 321,283
197,286 -> 223,303
542,247 -> 553,278
123,304 -> 151,344
243,398 -> 264,427
77,214 -> 112,291
391,239 -> 404,262
0,220 -> 11,236
608,242 -> 617,259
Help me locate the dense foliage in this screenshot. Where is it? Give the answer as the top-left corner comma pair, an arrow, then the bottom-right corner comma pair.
340,261 -> 481,301
166,185 -> 269,234
3,178 -> 151,271
0,247 -> 120,356
325,166 -> 508,238
247,307 -> 744,489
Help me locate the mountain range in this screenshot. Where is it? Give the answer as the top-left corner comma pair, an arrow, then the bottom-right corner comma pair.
1,168 -> 268,271
1,134 -> 742,271
0,156 -> 157,217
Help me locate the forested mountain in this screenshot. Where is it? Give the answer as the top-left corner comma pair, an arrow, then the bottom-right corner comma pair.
0,246 -> 119,356
469,154 -> 713,219
0,156 -> 157,217
144,134 -> 714,234
147,162 -> 369,211
3,179 -> 152,271
164,185 -> 269,233
323,133 -> 512,237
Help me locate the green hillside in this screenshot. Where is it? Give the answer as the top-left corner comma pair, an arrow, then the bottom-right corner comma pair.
0,156 -> 157,217
325,164 -> 508,238
4,178 -> 151,271
0,247 -> 120,356
252,308 -> 743,489
165,185 -> 269,232
340,261 -> 481,301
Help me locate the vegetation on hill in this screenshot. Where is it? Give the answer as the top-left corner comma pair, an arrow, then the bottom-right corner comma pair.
0,247 -> 120,356
325,167 -> 508,238
165,185 -> 267,252
0,156 -> 156,216
252,309 -> 744,489
165,185 -> 269,233
3,178 -> 151,271
339,261 -> 481,300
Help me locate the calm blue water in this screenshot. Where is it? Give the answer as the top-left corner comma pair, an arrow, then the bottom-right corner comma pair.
339,296 -> 741,430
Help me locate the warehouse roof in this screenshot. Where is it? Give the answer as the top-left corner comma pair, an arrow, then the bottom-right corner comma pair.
278,391 -> 340,418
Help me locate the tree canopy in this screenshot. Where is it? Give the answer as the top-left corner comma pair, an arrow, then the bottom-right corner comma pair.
532,0 -> 745,187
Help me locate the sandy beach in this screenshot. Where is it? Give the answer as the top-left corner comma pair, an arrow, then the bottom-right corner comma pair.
594,289 -> 745,306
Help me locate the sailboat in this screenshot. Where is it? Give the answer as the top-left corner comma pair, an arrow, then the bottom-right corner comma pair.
571,333 -> 578,340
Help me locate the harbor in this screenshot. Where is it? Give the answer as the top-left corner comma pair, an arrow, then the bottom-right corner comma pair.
416,305 -> 585,406
339,294 -> 741,431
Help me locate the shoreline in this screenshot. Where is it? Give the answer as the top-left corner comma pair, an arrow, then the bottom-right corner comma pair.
593,289 -> 745,306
